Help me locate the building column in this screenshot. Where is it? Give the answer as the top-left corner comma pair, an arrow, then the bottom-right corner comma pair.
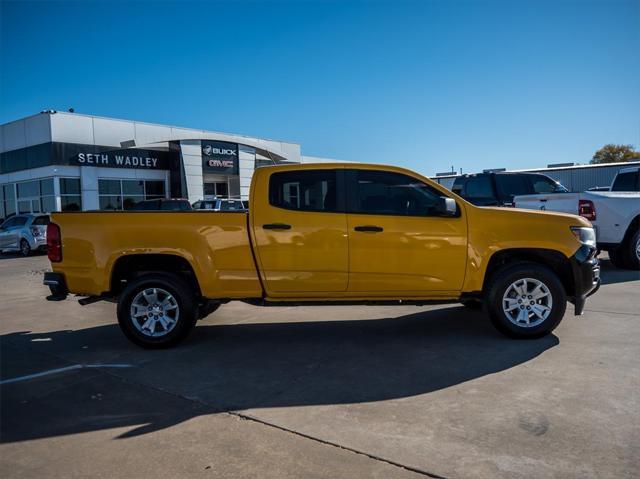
53,176 -> 62,212
80,167 -> 100,211
180,140 -> 204,203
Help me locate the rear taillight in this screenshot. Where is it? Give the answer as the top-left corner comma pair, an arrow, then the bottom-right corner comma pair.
47,223 -> 62,262
578,199 -> 596,221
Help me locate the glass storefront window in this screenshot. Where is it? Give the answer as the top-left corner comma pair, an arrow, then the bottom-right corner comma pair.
99,179 -> 166,210
203,182 -> 229,198
145,181 -> 165,197
60,178 -> 81,195
61,196 -> 82,211
3,184 -> 17,218
40,179 -> 54,196
99,196 -> 121,210
122,180 -> 144,195
42,196 -> 57,212
17,180 -> 39,198
99,180 -> 121,195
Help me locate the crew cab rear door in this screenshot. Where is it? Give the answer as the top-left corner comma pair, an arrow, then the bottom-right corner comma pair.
345,169 -> 467,293
250,167 -> 349,293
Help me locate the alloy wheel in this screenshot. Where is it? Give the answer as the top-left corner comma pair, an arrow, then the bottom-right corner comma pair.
502,278 -> 553,328
130,287 -> 180,337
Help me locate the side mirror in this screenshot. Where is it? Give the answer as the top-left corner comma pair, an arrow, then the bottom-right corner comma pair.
436,196 -> 457,217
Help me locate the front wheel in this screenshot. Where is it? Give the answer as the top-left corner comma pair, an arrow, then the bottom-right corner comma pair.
486,263 -> 566,339
117,273 -> 198,349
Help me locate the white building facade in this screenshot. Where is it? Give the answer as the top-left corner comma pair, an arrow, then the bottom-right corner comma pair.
0,111 -> 317,218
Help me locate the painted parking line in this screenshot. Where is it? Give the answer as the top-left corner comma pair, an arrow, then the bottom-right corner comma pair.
0,364 -> 133,385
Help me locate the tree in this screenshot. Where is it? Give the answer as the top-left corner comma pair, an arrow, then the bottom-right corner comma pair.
591,144 -> 640,164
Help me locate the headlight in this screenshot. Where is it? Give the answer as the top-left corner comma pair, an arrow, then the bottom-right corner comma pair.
570,227 -> 596,247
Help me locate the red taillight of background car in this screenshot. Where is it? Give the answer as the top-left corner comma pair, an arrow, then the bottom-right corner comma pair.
578,199 -> 596,221
47,223 -> 62,262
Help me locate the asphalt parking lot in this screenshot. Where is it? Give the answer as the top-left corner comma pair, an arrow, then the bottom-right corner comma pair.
0,254 -> 638,478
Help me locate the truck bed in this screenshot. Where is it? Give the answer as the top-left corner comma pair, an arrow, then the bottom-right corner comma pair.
51,211 -> 262,298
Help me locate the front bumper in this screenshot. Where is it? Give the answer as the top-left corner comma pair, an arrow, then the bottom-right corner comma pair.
43,272 -> 68,301
569,245 -> 601,315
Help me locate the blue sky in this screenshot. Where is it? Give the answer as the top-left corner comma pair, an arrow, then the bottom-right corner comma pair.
1,0 -> 638,176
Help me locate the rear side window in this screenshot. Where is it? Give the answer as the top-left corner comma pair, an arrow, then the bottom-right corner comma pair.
32,216 -> 50,225
464,176 -> 494,199
611,172 -> 639,191
269,170 -> 338,212
352,170 -> 445,216
495,174 -> 531,201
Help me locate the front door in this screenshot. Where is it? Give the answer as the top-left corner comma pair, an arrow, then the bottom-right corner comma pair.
346,169 -> 467,294
251,168 -> 349,294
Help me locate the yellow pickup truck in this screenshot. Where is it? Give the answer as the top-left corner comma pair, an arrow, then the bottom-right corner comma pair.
44,163 -> 600,348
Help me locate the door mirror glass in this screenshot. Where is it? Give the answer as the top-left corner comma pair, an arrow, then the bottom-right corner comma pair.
436,196 -> 457,217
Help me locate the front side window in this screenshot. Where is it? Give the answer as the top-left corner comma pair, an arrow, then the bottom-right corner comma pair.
352,170 -> 446,216
495,174 -> 531,201
269,170 -> 337,212
530,175 -> 568,194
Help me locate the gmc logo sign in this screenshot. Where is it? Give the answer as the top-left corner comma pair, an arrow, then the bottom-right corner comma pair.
207,159 -> 234,168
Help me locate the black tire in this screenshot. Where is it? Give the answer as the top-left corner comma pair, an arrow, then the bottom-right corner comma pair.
20,239 -> 31,256
461,299 -> 483,310
117,273 -> 198,349
608,247 -> 627,269
620,229 -> 640,270
486,262 -> 566,339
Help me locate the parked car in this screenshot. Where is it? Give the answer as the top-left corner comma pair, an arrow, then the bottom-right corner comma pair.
44,163 -> 600,348
610,165 -> 640,192
452,172 -> 568,206
192,199 -> 246,211
131,198 -> 192,211
514,169 -> 640,270
0,214 -> 50,256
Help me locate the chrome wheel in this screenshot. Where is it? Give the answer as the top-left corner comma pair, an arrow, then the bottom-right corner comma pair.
130,287 -> 179,337
502,278 -> 553,328
635,237 -> 640,261
20,240 -> 30,256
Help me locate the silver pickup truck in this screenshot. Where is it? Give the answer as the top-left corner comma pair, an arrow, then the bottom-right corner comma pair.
515,168 -> 640,270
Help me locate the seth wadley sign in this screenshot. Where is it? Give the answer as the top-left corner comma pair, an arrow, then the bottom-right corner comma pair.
76,152 -> 161,168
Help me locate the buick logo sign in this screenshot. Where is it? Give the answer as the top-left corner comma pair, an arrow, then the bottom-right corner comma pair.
202,145 -> 237,157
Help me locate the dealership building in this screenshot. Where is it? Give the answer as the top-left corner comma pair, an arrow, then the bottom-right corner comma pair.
1,111 -> 327,217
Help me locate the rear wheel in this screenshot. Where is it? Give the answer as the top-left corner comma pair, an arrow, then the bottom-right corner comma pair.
20,239 -> 31,256
117,273 -> 198,349
487,263 -> 566,339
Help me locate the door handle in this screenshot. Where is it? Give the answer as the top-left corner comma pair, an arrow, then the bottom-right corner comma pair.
354,225 -> 383,232
263,223 -> 292,230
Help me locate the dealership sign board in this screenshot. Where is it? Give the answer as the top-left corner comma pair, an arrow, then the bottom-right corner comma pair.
202,140 -> 238,175
51,143 -> 172,170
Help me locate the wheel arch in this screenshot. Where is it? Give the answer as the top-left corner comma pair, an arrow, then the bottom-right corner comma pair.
109,253 -> 202,297
482,248 -> 576,298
